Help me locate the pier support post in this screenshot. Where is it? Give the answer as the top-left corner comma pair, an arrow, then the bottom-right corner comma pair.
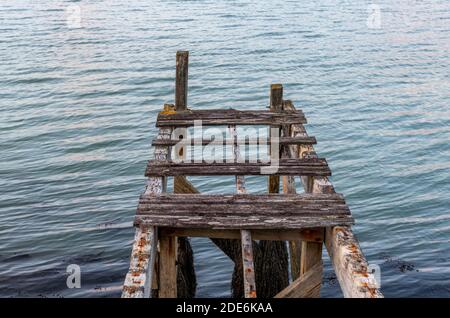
175,51 -> 188,111
158,51 -> 197,298
268,84 -> 282,193
159,235 -> 178,298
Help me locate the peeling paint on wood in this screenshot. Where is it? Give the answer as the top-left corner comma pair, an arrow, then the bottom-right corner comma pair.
229,124 -> 256,298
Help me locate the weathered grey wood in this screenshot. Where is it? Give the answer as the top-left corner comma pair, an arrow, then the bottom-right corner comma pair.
171,115 -> 197,298
274,260 -> 323,298
175,51 -> 188,111
159,228 -> 324,242
229,124 -> 257,298
281,151 -> 302,281
325,226 -> 383,298
159,235 -> 177,298
241,230 -> 256,298
138,193 -> 349,207
166,169 -> 302,298
145,158 -> 331,177
265,86 -> 290,297
284,100 -> 382,298
122,226 -> 158,298
229,125 -> 247,194
156,109 -> 306,127
270,84 -> 283,112
123,126 -> 173,298
135,193 -> 353,229
136,215 -> 352,230
152,136 -> 317,146
268,84 -> 283,193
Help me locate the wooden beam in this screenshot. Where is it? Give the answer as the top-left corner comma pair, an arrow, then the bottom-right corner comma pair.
274,260 -> 323,298
156,109 -> 306,127
122,127 -> 172,298
229,124 -> 257,298
159,235 -> 177,298
270,84 -> 283,112
152,136 -> 317,147
241,229 -> 257,298
135,193 -> 354,230
122,226 -> 158,298
325,226 -> 383,298
159,228 -> 324,242
268,84 -> 283,193
175,51 -> 188,111
145,158 -> 332,177
280,122 -> 302,281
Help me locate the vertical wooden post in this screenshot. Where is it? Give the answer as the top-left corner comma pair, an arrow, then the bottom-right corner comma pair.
299,166 -> 323,281
229,125 -> 257,298
157,128 -> 178,298
241,229 -> 257,298
159,235 -> 178,298
299,171 -> 323,295
175,51 -> 189,111
268,84 -> 282,193
159,51 -> 190,298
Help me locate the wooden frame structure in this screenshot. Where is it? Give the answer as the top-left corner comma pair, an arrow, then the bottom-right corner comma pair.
122,51 -> 383,298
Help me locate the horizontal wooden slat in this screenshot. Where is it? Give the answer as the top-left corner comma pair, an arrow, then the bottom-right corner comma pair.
156,109 -> 306,127
145,158 -> 331,177
151,136 -> 317,146
159,227 -> 324,242
135,193 -> 353,230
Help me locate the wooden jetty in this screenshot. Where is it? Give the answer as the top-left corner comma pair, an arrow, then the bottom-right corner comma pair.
122,51 -> 383,298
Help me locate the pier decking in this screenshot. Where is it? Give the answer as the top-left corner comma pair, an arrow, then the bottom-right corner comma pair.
122,51 -> 383,298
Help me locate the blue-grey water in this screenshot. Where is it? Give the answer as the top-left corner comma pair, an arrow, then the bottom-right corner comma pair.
1,0 -> 449,297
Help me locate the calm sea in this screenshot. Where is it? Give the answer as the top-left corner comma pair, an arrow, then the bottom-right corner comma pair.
1,0 -> 449,297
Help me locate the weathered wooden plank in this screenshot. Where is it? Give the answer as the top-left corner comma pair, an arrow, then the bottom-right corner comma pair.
135,215 -> 353,230
123,126 -> 173,298
175,51 -> 188,111
159,228 -> 324,242
139,192 -> 347,204
122,226 -> 158,298
268,84 -> 283,193
145,158 -> 331,177
156,109 -> 306,127
229,124 -> 256,298
159,235 -> 177,298
289,240 -> 302,281
274,260 -> 323,298
300,242 -> 322,275
281,156 -> 302,280
284,100 -> 382,298
151,136 -> 317,146
325,226 -> 383,298
241,230 -> 256,298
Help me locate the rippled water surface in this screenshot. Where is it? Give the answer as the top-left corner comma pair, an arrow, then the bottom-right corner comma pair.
1,0 -> 449,297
